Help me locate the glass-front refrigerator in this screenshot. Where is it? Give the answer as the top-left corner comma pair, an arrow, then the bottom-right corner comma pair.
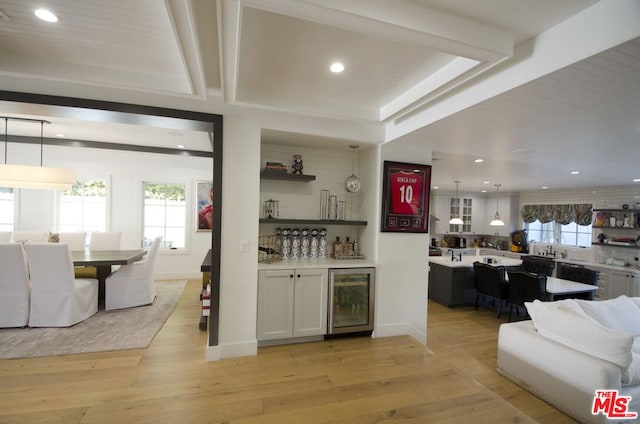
328,268 -> 375,335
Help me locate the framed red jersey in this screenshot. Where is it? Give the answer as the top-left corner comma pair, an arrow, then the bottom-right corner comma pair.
381,161 -> 432,233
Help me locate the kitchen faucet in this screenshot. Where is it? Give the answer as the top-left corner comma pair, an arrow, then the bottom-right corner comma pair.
447,249 -> 462,262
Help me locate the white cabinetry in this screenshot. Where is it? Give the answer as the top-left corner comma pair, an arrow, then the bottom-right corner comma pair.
257,269 -> 328,342
484,195 -> 519,237
608,269 -> 638,298
431,194 -> 485,234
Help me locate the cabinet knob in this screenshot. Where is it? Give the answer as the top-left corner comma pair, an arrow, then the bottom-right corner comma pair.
297,274 -> 301,279
289,274 -> 294,279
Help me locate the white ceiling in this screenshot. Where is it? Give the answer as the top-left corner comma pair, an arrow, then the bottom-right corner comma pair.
0,0 -> 638,194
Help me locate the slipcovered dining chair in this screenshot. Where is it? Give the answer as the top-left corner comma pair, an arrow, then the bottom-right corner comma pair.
89,231 -> 122,250
12,231 -> 48,243
473,262 -> 509,318
59,232 -> 87,251
0,243 -> 31,327
105,236 -> 161,311
24,243 -> 98,327
75,232 -> 122,279
506,270 -> 547,322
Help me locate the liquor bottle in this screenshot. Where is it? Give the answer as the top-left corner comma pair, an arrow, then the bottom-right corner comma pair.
333,237 -> 343,258
318,229 -> 328,258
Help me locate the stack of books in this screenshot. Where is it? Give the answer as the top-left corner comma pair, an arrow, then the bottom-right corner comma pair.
264,162 -> 287,174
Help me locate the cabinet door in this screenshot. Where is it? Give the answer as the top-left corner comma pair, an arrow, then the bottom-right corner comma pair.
609,270 -> 632,298
469,196 -> 485,234
293,269 -> 328,337
257,270 -> 294,341
432,194 -> 451,234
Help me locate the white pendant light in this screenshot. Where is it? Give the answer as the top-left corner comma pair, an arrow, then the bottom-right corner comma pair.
448,180 -> 464,225
489,184 -> 505,226
0,117 -> 76,190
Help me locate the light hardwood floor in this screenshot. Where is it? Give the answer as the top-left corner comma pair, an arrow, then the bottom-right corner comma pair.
0,280 -> 576,423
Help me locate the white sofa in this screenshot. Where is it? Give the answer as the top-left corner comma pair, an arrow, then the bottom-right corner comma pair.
498,296 -> 640,423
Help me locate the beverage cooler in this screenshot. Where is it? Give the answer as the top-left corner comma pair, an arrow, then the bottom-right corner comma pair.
328,268 -> 375,335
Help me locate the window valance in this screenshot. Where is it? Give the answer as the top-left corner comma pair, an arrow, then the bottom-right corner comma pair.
521,203 -> 592,226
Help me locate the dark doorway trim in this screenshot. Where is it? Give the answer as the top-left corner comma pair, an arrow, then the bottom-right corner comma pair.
0,90 -> 222,347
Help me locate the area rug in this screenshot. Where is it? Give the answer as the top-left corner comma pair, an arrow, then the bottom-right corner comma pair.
0,280 -> 187,360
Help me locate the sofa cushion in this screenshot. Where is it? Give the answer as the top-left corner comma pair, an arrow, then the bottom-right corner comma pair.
577,295 -> 640,337
622,352 -> 640,386
526,299 -> 633,370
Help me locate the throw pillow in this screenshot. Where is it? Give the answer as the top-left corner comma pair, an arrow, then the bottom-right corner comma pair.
577,295 -> 640,336
527,299 -> 633,370
48,232 -> 59,243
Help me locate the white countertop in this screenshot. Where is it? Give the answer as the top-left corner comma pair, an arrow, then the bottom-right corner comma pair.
258,258 -> 376,270
429,255 -> 522,268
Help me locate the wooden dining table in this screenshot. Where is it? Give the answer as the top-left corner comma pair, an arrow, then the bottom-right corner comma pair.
72,249 -> 147,299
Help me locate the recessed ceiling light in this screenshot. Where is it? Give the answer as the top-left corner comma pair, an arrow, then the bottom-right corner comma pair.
177,144 -> 185,149
541,186 -> 549,189
330,62 -> 344,73
55,133 -> 64,138
570,171 -> 580,175
474,158 -> 484,163
433,186 -> 439,189
634,178 -> 640,183
481,190 -> 487,193
34,8 -> 58,23
483,181 -> 490,184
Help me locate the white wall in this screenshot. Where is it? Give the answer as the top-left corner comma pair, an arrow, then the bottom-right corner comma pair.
209,115 -> 261,360
10,142 -> 213,279
375,138 -> 431,344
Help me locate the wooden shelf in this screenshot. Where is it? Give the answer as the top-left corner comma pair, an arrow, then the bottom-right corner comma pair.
593,209 -> 640,213
592,242 -> 639,249
260,172 -> 316,182
259,218 -> 367,226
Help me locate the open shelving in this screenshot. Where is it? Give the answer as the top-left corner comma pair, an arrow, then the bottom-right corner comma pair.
260,172 -> 316,182
259,218 -> 367,226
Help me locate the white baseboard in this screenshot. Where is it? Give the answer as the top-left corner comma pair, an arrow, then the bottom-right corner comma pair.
373,322 -> 426,346
205,340 -> 258,361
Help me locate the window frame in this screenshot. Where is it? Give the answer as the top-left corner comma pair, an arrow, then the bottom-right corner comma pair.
0,187 -> 17,232
56,178 -> 110,234
141,181 -> 188,252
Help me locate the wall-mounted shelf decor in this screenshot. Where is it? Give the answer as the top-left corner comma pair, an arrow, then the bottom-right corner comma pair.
260,172 -> 316,182
259,218 -> 367,226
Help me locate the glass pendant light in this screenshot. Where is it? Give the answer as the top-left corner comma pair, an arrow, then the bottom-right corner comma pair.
489,184 -> 505,226
448,180 -> 464,225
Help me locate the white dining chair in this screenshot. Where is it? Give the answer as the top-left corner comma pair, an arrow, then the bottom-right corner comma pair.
0,243 -> 31,327
24,243 -> 98,327
0,232 -> 12,242
12,231 -> 48,243
59,232 -> 88,251
105,236 -> 161,311
89,232 -> 122,250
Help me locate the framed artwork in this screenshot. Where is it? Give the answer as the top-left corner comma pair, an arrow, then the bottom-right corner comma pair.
196,180 -> 213,231
380,161 -> 432,233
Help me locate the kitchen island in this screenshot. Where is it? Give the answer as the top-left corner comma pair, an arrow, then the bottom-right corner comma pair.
428,255 -> 522,307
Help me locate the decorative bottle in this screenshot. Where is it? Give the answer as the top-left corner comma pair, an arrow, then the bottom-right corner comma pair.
318,228 -> 328,258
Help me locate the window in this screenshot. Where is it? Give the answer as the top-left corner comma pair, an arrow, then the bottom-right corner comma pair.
143,182 -> 186,249
560,221 -> 592,247
0,187 -> 15,231
525,220 -> 592,247
58,180 -> 107,233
